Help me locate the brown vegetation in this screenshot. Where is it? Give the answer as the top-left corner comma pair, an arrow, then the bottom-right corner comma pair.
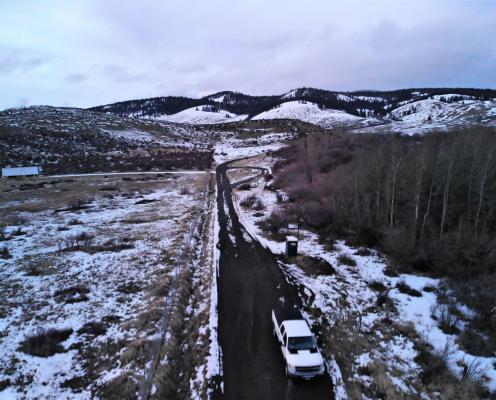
19,328 -> 73,357
272,129 -> 496,331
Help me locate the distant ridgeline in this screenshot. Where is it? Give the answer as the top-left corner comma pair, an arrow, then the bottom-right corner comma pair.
89,87 -> 496,119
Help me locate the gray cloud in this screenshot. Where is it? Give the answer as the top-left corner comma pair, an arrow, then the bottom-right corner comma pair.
0,0 -> 495,110
66,73 -> 88,83
0,52 -> 48,74
95,64 -> 147,83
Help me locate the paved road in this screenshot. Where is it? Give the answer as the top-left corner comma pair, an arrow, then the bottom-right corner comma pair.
214,159 -> 334,400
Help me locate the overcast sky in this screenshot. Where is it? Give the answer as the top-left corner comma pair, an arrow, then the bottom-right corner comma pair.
1,0 -> 495,110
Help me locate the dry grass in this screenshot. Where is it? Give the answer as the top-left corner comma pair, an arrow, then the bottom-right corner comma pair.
0,174 -> 178,216
1,172 -> 209,396
99,371 -> 138,400
120,338 -> 152,367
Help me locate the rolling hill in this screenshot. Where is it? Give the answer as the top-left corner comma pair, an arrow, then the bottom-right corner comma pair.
89,87 -> 496,134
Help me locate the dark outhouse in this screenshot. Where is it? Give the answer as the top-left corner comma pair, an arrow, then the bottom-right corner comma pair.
285,236 -> 298,257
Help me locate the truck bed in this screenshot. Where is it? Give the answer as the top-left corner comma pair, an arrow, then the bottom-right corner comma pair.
273,306 -> 304,328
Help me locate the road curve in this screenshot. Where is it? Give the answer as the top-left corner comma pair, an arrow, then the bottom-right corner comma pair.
214,159 -> 334,400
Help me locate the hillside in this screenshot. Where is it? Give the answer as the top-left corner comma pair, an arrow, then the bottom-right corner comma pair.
0,106 -> 215,174
89,87 -> 496,133
355,97 -> 496,135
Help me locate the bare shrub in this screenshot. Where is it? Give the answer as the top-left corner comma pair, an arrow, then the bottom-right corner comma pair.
134,198 -> 158,205
383,265 -> 399,277
459,328 -> 496,357
461,358 -> 485,384
376,288 -> 395,310
240,194 -> 265,210
60,375 -> 87,391
368,280 -> 387,292
0,247 -> 12,259
123,217 -> 149,224
25,258 -> 56,276
257,211 -> 287,239
0,225 -> 6,241
337,254 -> 356,267
19,328 -> 73,357
99,185 -> 118,191
355,247 -> 372,257
68,198 -> 89,210
396,280 -> 422,297
295,255 -> 335,276
10,227 -> 25,237
368,362 -> 406,399
434,304 -> 460,335
54,284 -> 90,304
60,231 -> 94,250
180,186 -> 191,195
0,380 -> 10,391
414,341 -> 453,385
423,285 -> 436,293
117,281 -> 141,294
78,322 -> 107,336
60,234 -> 132,254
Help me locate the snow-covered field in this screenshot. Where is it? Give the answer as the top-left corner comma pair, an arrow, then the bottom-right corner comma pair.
213,130 -> 297,164
231,154 -> 496,398
0,173 -> 216,399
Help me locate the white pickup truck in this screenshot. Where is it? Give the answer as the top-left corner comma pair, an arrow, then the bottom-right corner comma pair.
272,307 -> 325,379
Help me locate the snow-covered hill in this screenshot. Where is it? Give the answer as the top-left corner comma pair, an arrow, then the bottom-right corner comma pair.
155,105 -> 247,124
252,101 -> 364,128
354,97 -> 496,135
90,87 -> 496,133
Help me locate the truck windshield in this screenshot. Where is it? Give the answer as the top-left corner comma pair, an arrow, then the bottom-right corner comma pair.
288,336 -> 316,351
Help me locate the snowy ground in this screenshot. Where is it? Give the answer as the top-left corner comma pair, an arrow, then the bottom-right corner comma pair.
231,154 -> 496,398
213,130 -> 297,164
0,173 -> 216,399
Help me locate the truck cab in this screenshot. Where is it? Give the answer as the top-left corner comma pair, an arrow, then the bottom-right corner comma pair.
272,307 -> 325,379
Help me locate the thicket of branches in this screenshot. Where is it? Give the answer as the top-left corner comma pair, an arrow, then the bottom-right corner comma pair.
273,128 -> 496,316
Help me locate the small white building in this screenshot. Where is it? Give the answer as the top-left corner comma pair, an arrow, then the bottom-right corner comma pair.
1,166 -> 42,178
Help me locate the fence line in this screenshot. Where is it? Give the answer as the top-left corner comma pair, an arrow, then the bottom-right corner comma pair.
138,179 -> 211,400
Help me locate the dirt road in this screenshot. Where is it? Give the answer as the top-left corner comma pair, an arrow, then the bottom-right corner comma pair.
214,159 -> 334,399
